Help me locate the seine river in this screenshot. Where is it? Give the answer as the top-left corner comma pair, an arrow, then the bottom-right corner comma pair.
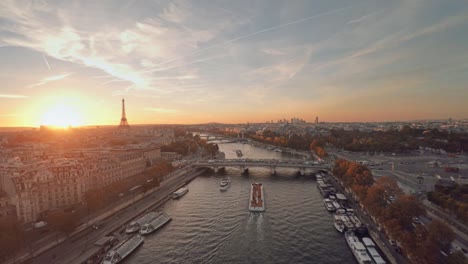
127,142 -> 355,264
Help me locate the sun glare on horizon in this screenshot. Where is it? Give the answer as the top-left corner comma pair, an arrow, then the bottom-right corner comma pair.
40,102 -> 84,128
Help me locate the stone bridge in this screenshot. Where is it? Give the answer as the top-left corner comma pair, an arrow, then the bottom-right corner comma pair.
193,159 -> 330,175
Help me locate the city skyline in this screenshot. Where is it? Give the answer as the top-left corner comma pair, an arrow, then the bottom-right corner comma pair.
1,0 -> 468,127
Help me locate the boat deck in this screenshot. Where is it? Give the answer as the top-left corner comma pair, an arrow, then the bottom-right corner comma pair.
249,183 -> 265,211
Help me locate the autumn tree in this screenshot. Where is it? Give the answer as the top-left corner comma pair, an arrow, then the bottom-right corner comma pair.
427,219 -> 455,254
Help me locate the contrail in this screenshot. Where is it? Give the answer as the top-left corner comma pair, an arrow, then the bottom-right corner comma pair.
140,5 -> 351,73
42,54 -> 51,70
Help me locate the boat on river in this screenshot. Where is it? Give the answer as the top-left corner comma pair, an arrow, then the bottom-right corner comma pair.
249,183 -> 265,212
362,237 -> 386,264
172,187 -> 188,199
140,212 -> 172,235
125,211 -> 159,234
344,231 -> 373,264
334,214 -> 345,233
102,235 -> 144,264
220,178 -> 230,191
323,198 -> 336,212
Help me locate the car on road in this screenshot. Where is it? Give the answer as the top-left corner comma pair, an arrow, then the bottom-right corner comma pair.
33,221 -> 47,229
92,221 -> 104,230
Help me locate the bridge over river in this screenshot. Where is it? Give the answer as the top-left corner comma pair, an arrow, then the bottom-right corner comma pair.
193,159 -> 330,175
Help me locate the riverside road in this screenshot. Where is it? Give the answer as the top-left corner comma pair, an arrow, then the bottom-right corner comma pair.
17,166 -> 203,264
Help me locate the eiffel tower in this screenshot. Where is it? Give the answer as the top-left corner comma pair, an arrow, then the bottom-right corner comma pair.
119,98 -> 130,128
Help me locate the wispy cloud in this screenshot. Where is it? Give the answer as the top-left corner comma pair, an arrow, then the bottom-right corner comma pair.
42,53 -> 51,70
27,73 -> 71,88
0,94 -> 28,99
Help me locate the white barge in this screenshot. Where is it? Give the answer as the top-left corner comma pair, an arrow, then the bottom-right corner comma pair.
140,212 -> 172,235
102,235 -> 144,264
172,187 -> 188,199
344,231 -> 373,264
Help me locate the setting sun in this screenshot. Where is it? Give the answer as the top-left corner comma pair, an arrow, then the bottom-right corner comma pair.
41,102 -> 84,128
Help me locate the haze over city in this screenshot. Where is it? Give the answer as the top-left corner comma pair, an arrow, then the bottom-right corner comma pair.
1,0 -> 467,127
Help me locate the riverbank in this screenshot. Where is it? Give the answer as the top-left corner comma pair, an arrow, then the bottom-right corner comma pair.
7,166 -> 205,264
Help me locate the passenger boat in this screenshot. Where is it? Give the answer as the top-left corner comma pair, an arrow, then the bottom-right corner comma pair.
348,214 -> 363,228
102,235 -> 144,264
219,178 -> 230,191
333,215 -> 345,233
332,201 -> 341,210
344,231 -> 373,264
362,237 -> 386,264
172,187 -> 188,199
125,212 -> 159,234
340,215 -> 355,230
249,183 -> 265,212
140,212 -> 172,235
336,208 -> 347,215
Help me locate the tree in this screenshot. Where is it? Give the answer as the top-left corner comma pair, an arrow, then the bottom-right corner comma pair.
446,250 -> 467,264
375,176 -> 402,198
427,219 -> 455,254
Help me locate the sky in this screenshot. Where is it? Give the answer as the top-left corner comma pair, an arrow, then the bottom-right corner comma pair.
0,0 -> 467,127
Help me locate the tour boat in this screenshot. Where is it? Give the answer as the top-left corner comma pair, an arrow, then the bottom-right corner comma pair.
348,214 -> 363,228
344,231 -> 373,264
102,235 -> 144,264
140,212 -> 172,235
219,178 -> 230,191
172,187 -> 189,199
249,183 -> 265,212
340,215 -> 355,230
362,237 -> 386,264
125,211 -> 159,234
323,198 -> 336,212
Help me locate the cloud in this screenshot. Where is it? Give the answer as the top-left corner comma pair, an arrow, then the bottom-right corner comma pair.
42,54 -> 51,70
27,73 -> 71,88
260,48 -> 285,56
0,94 -> 28,98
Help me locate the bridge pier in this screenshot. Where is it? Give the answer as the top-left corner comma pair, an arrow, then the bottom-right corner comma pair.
240,165 -> 249,175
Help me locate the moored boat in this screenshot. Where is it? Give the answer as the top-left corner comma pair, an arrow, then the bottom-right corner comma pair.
348,214 -> 363,228
362,237 -> 386,264
172,187 -> 188,199
334,215 -> 345,233
323,198 -> 336,212
140,212 -> 172,235
220,178 -> 230,191
102,235 -> 144,264
344,231 -> 373,264
340,215 -> 355,230
249,183 -> 265,212
125,211 -> 159,234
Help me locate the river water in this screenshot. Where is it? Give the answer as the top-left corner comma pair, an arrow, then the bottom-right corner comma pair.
127,142 -> 355,264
